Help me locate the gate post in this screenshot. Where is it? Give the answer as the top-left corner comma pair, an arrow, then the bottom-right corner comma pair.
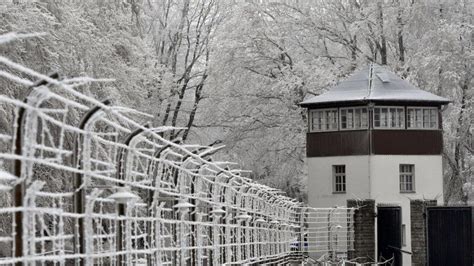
410,199 -> 436,266
347,199 -> 375,263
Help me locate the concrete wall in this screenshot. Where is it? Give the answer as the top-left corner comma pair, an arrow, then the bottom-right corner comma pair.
369,155 -> 444,204
370,155 -> 443,266
347,199 -> 376,263
307,155 -> 443,205
307,156 -> 371,208
410,199 -> 437,266
307,155 -> 443,265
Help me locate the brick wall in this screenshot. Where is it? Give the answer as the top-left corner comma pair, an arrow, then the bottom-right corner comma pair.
347,199 -> 375,263
410,199 -> 437,266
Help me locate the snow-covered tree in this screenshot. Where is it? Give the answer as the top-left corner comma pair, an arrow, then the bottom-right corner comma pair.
1,0 -> 471,202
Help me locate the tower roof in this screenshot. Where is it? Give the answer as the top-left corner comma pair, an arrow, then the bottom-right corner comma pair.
300,64 -> 450,107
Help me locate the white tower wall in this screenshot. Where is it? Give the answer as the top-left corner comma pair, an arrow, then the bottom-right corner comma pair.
307,155 -> 371,208
307,154 -> 444,265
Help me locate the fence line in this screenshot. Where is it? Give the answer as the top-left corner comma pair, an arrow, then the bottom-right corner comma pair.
0,33 -> 354,265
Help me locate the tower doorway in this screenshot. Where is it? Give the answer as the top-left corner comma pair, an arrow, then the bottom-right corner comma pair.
377,206 -> 402,266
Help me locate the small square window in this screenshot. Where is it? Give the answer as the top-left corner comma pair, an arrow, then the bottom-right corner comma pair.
399,164 -> 415,193
333,165 -> 346,193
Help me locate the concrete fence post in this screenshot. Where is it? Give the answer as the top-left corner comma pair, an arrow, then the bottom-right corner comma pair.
347,199 -> 376,263
410,199 -> 437,266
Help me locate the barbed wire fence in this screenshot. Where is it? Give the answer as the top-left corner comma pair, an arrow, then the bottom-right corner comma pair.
0,33 -> 355,265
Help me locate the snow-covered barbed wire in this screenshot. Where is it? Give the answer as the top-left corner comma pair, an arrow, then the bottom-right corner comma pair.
0,32 -> 355,265
0,32 -> 47,45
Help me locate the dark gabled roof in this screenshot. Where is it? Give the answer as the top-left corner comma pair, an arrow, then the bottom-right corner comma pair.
300,64 -> 450,107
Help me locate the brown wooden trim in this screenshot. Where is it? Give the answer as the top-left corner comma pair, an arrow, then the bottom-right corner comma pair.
307,129 -> 443,157
306,131 -> 370,157
372,130 -> 443,155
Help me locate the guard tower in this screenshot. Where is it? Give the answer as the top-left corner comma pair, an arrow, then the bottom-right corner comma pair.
300,64 -> 450,265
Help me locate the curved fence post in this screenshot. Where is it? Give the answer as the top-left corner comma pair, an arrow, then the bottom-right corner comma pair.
145,137 -> 181,265
210,172 -> 228,265
12,76 -> 56,265
73,99 -> 111,266
180,150 -> 201,265
191,162 -> 206,266
115,125 -> 148,265
180,144 -> 222,265
224,176 -> 235,263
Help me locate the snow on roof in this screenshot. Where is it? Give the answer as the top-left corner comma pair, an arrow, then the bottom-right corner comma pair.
300,64 -> 450,107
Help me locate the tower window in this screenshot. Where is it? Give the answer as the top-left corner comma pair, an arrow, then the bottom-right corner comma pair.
399,164 -> 415,192
407,107 -> 438,129
309,109 -> 338,132
340,107 -> 368,130
333,165 -> 346,193
373,107 -> 405,129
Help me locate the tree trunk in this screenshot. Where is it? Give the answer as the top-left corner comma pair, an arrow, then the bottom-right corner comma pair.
350,35 -> 358,70
377,0 -> 387,65
396,0 -> 405,64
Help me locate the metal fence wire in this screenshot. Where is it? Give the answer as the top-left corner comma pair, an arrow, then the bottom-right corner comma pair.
0,34 -> 354,265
